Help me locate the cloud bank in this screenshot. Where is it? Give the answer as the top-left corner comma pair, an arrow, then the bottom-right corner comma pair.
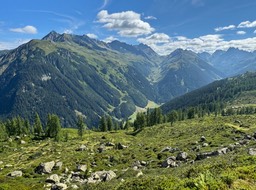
10,25 -> 37,34
97,10 -> 154,37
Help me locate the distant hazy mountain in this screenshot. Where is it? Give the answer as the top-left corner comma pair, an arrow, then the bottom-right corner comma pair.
155,49 -> 223,102
199,48 -> 256,77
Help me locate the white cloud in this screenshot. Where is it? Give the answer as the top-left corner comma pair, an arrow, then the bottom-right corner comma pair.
86,33 -> 98,39
144,16 -> 157,20
238,20 -> 256,28
97,10 -> 154,37
0,39 -> 30,50
138,33 -> 256,55
138,33 -> 170,45
214,25 -> 236,32
237,31 -> 246,35
63,29 -> 73,34
10,25 -> 37,34
103,36 -> 118,43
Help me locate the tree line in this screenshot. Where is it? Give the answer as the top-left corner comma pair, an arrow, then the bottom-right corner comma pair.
0,113 -> 87,141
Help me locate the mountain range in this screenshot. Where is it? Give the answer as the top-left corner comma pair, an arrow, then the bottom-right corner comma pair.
0,31 -> 255,126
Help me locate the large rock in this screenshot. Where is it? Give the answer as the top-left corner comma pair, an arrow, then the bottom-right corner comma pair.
217,147 -> 229,155
161,156 -> 177,168
249,148 -> 256,155
8,170 -> 22,177
176,152 -> 188,161
46,174 -> 60,184
196,151 -> 219,160
35,161 -> 55,174
77,164 -> 87,172
54,161 -> 63,170
117,143 -> 128,150
87,170 -> 116,183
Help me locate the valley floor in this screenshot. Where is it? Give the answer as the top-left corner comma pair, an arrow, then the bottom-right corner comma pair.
1,114 -> 256,189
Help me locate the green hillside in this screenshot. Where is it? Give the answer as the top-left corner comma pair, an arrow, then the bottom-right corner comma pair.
1,113 -> 256,189
161,71 -> 256,115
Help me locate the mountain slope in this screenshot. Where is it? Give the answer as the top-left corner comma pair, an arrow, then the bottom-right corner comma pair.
156,49 -> 223,102
161,71 -> 256,113
199,48 -> 256,77
0,32 -> 157,126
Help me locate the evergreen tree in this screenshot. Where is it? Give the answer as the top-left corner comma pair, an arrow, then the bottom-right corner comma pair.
134,112 -> 146,131
168,110 -> 178,126
77,115 -> 86,139
107,116 -> 113,131
34,113 -> 43,136
124,119 -> 131,130
187,107 -> 195,119
45,114 -> 62,141
24,119 -> 31,135
99,116 -> 107,132
0,123 -> 7,141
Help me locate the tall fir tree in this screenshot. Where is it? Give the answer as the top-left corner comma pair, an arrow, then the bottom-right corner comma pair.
34,113 -> 43,136
77,115 -> 86,139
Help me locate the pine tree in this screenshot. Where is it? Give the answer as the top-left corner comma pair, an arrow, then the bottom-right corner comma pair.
45,114 -> 62,141
168,110 -> 178,126
34,113 -> 43,136
77,115 -> 86,139
107,116 -> 113,131
99,116 -> 107,132
134,112 -> 146,131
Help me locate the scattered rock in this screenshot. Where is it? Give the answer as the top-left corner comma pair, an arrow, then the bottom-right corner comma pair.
8,138 -> 12,142
136,171 -> 143,177
117,143 -> 128,150
245,135 -> 252,140
196,151 -> 219,160
0,161 -> 3,165
51,182 -> 68,190
4,164 -> 13,168
15,136 -> 21,140
161,156 -> 177,168
202,143 -> 209,147
200,136 -> 206,142
46,174 -> 60,184
77,164 -> 87,172
140,161 -> 147,166
248,148 -> 256,155
54,161 -> 63,170
234,120 -> 242,125
70,184 -> 79,189
98,144 -> 106,153
8,170 -> 22,177
160,146 -> 178,153
106,142 -> 115,146
87,170 -> 116,183
239,139 -> 250,145
76,145 -> 87,151
20,140 -> 26,144
176,152 -> 188,161
35,161 -> 55,174
218,147 -> 229,155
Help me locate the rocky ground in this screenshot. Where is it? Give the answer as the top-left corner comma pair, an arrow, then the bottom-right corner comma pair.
1,115 -> 256,189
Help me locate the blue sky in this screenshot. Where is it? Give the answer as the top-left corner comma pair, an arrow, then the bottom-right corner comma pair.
1,0 -> 256,55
